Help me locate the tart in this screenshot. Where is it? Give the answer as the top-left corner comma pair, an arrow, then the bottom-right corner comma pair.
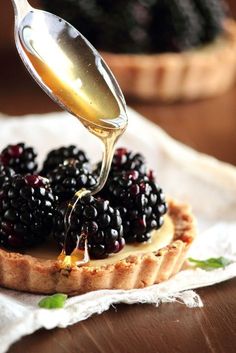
42,0 -> 236,102
0,200 -> 195,295
102,20 -> 236,102
0,146 -> 196,295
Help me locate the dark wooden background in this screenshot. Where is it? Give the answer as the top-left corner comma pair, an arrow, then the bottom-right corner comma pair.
0,1 -> 235,352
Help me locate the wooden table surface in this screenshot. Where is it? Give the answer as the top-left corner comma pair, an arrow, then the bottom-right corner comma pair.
0,1 -> 236,353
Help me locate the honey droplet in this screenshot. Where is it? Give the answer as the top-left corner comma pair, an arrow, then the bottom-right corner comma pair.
57,236 -> 90,269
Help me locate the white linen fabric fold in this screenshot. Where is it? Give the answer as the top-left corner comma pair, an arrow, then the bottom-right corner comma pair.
0,108 -> 235,353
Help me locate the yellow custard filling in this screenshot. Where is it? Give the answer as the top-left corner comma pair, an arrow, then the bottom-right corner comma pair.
89,215 -> 173,266
17,215 -> 174,267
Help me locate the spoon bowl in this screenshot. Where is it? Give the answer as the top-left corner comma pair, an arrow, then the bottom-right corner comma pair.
11,0 -> 127,130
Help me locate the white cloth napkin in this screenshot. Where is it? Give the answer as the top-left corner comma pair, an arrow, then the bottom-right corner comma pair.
0,108 -> 235,353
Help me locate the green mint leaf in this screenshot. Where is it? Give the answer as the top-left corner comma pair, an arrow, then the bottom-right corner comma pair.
38,293 -> 68,309
188,257 -> 231,271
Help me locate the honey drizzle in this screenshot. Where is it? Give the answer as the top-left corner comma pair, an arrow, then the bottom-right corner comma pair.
58,124 -> 126,268
19,12 -> 128,268
58,237 -> 90,269
57,189 -> 91,269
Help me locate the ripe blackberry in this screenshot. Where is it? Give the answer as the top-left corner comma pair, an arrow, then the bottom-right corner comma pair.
0,175 -> 56,249
0,143 -> 38,175
48,159 -> 97,202
151,0 -> 203,52
96,148 -> 146,182
41,145 -> 89,176
111,148 -> 146,175
194,0 -> 227,43
104,170 -> 167,243
53,194 -> 125,259
0,165 -> 15,188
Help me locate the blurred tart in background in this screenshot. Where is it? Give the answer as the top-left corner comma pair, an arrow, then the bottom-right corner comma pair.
41,0 -> 236,102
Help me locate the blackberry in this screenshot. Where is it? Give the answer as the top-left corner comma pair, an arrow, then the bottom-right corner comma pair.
111,148 -> 146,175
104,170 -> 167,243
151,0 -> 203,53
0,143 -> 38,175
53,194 -> 125,259
0,165 -> 15,188
48,159 -> 97,202
96,148 -> 146,183
194,0 -> 227,43
41,145 -> 89,176
0,175 -> 56,249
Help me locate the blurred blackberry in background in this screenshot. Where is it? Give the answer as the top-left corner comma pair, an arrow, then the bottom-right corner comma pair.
41,0 -> 227,54
103,170 -> 167,243
194,0 -> 228,43
0,143 -> 37,175
0,175 -> 57,249
53,194 -> 125,259
151,0 -> 203,52
48,159 -> 97,202
41,145 -> 89,176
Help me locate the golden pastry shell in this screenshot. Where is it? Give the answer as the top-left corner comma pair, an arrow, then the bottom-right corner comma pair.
0,200 -> 196,295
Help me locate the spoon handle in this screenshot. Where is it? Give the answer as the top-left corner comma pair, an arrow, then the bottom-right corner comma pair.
11,0 -> 32,21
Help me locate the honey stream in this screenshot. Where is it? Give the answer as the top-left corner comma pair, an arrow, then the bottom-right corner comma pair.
18,11 -> 128,268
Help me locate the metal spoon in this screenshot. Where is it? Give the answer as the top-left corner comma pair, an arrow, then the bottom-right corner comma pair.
11,0 -> 127,131
11,0 -> 128,194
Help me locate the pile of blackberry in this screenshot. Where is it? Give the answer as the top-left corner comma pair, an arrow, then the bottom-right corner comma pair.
42,0 -> 228,53
0,142 -> 168,259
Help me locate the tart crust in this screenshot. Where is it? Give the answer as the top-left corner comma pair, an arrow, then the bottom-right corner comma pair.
102,20 -> 236,102
0,200 -> 196,295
